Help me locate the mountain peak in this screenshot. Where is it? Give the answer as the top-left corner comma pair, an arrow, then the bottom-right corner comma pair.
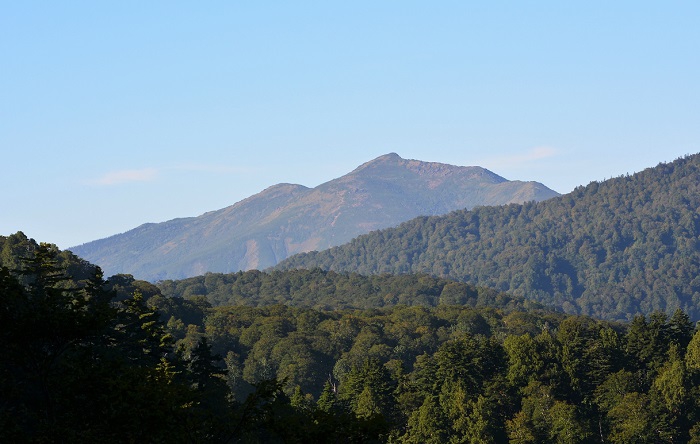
352,153 -> 403,171
377,152 -> 402,161
350,153 -> 506,184
70,154 -> 559,280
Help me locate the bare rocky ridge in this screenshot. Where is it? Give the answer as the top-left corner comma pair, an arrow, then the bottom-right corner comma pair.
70,153 -> 559,281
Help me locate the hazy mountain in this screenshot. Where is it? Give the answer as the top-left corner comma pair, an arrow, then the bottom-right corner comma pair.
277,154 -> 700,321
70,153 -> 559,280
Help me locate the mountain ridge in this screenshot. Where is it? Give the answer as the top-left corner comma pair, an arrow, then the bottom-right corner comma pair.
69,153 -> 559,280
276,154 -> 700,321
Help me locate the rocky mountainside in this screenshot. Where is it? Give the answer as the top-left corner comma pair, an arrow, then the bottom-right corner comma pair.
70,153 -> 559,280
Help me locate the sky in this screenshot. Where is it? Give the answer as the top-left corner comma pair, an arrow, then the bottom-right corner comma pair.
2,1 -> 699,249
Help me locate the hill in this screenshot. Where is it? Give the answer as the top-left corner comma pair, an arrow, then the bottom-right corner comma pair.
155,268 -> 546,312
277,154 -> 700,321
69,153 -> 558,280
0,231 -> 98,284
4,233 -> 700,442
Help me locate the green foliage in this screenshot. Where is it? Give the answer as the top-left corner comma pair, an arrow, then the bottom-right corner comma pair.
158,267 -> 539,312
0,243 -> 194,442
183,298 -> 700,440
402,395 -> 447,444
0,240 -> 373,442
607,392 -> 655,443
687,328 -> 700,372
4,235 -> 700,441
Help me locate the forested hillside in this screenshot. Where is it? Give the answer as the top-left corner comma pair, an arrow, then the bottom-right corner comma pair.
0,233 -> 700,443
164,300 -> 700,443
1,231 -> 98,283
0,241 -> 241,442
278,154 -> 700,321
3,240 -> 700,442
156,268 -> 544,312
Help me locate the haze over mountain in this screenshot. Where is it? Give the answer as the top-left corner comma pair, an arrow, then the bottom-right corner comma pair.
278,154 -> 700,321
70,153 -> 559,281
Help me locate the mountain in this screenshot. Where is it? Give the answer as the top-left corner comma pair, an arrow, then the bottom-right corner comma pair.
69,153 -> 559,281
277,154 -> 700,321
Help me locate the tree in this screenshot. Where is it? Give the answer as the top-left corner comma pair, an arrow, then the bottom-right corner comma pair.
686,328 -> 700,372
548,401 -> 588,444
0,245 -> 196,442
339,358 -> 396,424
607,392 -> 654,444
668,308 -> 694,350
316,380 -> 338,413
504,334 -> 542,388
402,395 -> 447,444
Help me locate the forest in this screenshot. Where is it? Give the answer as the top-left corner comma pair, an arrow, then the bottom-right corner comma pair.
2,234 -> 700,442
155,268 -> 545,311
277,154 -> 700,321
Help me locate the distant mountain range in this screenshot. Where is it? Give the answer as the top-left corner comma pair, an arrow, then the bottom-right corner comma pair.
277,154 -> 700,321
69,153 -> 559,280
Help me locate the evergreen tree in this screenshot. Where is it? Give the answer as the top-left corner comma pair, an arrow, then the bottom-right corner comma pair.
402,395 -> 447,444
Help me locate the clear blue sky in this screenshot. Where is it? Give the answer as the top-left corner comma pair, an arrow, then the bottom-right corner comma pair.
2,1 -> 698,249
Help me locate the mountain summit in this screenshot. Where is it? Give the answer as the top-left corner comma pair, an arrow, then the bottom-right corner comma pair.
70,154 -> 559,280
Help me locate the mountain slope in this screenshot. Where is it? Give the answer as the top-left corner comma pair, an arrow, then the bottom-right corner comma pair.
277,154 -> 700,321
70,153 -> 559,280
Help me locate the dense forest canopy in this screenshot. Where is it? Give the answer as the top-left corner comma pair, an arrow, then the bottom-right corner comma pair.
156,268 -> 546,312
3,235 -> 700,442
277,154 -> 700,321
